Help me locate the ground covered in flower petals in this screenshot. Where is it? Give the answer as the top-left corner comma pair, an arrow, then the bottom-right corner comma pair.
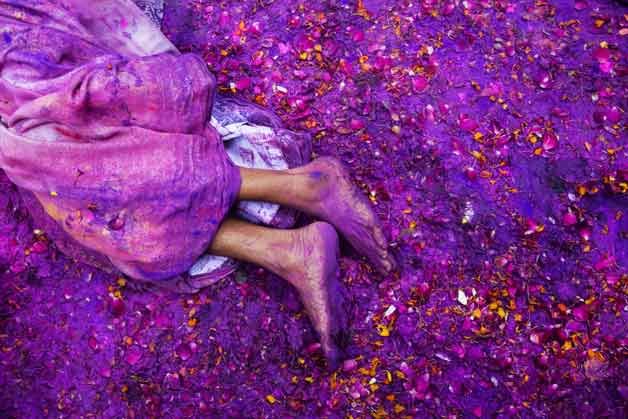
1,0 -> 627,417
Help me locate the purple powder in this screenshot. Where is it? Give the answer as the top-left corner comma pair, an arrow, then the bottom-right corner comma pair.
1,0 -> 626,417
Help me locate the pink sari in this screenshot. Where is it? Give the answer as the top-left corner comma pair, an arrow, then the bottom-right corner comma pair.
0,0 -> 310,292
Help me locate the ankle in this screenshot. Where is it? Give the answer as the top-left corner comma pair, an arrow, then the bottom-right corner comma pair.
288,167 -> 332,207
263,229 -> 303,279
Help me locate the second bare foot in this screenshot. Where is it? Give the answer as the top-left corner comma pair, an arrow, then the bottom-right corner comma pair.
276,222 -> 348,368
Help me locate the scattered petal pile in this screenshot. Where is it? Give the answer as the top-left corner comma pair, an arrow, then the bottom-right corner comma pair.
1,0 -> 626,417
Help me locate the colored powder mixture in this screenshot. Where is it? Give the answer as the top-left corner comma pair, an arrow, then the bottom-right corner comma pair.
1,0 -> 626,417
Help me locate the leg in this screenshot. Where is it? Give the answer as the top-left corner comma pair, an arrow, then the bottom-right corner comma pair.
209,217 -> 347,367
238,157 -> 395,274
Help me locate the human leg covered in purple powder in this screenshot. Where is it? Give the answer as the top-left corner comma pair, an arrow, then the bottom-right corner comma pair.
207,161 -> 395,365
0,0 -> 394,366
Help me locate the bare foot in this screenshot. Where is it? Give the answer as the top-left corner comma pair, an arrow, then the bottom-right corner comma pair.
278,222 -> 348,368
290,157 -> 395,274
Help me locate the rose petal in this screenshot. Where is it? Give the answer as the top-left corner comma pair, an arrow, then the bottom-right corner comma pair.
562,211 -> 577,226
459,114 -> 479,132
125,345 -> 143,365
343,359 -> 358,371
108,297 -> 125,317
176,342 -> 192,361
594,255 -> 615,271
412,76 -> 429,93
542,132 -> 557,151
593,47 -> 611,62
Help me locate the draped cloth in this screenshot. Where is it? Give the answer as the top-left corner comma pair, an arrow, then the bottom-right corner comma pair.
0,0 -> 310,292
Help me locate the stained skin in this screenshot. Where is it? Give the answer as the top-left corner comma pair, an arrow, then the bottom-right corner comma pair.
290,157 -> 395,275
206,216 -> 350,367
231,157 -> 394,365
282,221 -> 348,368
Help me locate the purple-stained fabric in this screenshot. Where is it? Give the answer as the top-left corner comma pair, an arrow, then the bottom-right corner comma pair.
0,0 -> 245,285
185,100 -> 312,286
214,96 -> 312,228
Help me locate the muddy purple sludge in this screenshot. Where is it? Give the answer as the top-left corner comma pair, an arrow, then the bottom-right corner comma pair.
1,0 -> 627,417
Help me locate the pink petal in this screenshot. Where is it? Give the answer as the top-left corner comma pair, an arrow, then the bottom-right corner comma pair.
88,336 -> 99,351
350,119 -> 365,130
530,330 -> 547,345
537,71 -> 552,89
442,2 -> 455,15
562,211 -> 577,226
415,373 -> 430,394
599,61 -> 613,74
551,107 -> 569,119
412,76 -> 429,93
293,69 -> 307,79
343,359 -> 358,371
125,345 -> 143,365
248,21 -> 262,36
459,114 -> 479,132
542,132 -> 558,151
351,29 -> 364,42
594,255 -> 615,271
176,342 -> 192,360
107,215 -> 125,230
572,305 -> 589,322
416,282 -> 431,297
593,47 -> 611,62
464,166 -> 478,180
305,342 -> 321,354
31,241 -> 48,253
108,297 -> 125,317
270,71 -> 283,82
505,41 -> 516,57
235,78 -> 251,90
219,11 -> 230,26
606,106 -> 621,123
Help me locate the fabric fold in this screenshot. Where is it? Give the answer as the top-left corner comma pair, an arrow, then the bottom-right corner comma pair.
0,0 -> 311,292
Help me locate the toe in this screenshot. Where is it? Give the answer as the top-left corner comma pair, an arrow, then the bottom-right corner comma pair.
379,259 -> 393,274
355,235 -> 392,274
384,252 -> 397,272
372,251 -> 394,274
373,227 -> 388,250
378,246 -> 389,259
324,345 -> 343,371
